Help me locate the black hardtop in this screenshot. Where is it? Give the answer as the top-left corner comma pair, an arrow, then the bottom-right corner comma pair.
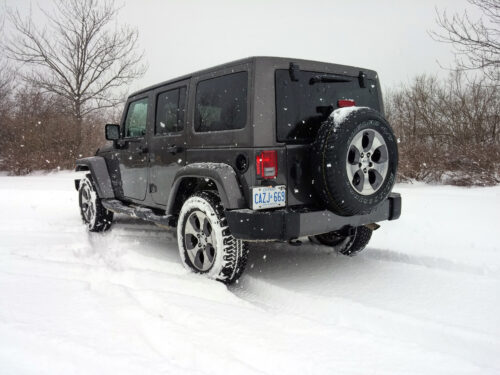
128,56 -> 378,98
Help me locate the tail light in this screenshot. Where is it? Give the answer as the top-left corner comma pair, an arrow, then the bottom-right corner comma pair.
338,99 -> 355,107
256,150 -> 277,179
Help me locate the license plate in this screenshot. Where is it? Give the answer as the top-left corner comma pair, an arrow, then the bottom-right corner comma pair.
252,185 -> 286,210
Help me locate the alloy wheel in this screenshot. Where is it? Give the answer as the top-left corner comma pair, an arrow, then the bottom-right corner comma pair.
184,210 -> 216,272
346,128 -> 389,195
80,183 -> 96,223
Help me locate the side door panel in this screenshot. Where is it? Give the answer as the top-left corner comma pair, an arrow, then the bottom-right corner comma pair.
149,81 -> 189,206
116,94 -> 151,201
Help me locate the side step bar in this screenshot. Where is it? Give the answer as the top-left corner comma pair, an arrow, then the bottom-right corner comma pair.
101,199 -> 176,227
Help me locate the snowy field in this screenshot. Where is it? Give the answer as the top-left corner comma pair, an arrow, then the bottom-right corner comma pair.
1,172 -> 499,375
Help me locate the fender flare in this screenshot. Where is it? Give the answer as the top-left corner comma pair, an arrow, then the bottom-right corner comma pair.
167,163 -> 245,215
75,156 -> 115,199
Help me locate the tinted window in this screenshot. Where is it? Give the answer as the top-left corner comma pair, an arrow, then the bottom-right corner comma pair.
124,98 -> 148,138
155,87 -> 186,135
195,72 -> 248,132
275,70 -> 380,142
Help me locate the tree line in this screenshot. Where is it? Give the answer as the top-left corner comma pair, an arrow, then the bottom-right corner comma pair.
386,72 -> 499,185
0,0 -> 144,173
389,0 -> 499,185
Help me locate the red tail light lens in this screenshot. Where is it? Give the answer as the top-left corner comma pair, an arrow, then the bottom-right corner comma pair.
256,150 -> 277,179
338,99 -> 355,107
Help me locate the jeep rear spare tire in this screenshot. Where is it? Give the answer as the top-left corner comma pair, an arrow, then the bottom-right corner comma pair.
312,107 -> 398,215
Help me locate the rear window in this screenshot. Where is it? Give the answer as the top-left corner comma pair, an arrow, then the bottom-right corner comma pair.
155,87 -> 186,135
275,69 -> 380,142
195,71 -> 248,132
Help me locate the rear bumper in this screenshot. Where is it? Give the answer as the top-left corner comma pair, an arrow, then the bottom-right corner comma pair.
225,193 -> 401,241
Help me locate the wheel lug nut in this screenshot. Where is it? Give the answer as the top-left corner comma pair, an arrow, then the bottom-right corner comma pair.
369,162 -> 373,167
367,152 -> 371,157
361,153 -> 364,157
363,168 -> 367,173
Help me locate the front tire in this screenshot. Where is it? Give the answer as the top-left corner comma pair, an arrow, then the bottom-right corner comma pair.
177,191 -> 248,284
78,175 -> 114,232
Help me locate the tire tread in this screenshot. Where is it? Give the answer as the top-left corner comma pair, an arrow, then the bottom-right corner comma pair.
187,191 -> 249,285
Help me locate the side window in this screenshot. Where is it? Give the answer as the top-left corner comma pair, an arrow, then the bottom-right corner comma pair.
155,87 -> 186,135
124,98 -> 148,138
195,71 -> 248,132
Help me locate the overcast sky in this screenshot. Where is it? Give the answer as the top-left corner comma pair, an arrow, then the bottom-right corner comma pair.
4,0 -> 479,93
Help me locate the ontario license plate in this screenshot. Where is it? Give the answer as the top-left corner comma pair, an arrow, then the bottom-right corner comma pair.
252,185 -> 286,210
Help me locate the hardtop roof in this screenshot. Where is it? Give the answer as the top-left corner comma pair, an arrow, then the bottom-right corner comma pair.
128,56 -> 376,98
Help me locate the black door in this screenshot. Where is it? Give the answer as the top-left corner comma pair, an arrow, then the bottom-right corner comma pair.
117,95 -> 150,201
148,83 -> 188,206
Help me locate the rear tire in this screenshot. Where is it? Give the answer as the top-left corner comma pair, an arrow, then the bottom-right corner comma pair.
177,191 -> 249,284
78,175 -> 114,232
312,226 -> 373,256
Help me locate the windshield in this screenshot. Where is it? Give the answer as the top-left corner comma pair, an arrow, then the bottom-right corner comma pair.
275,69 -> 380,143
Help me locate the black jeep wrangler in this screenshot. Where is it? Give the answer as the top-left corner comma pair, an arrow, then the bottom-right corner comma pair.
75,57 -> 401,284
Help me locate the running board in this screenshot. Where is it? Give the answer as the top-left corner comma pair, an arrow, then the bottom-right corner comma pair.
101,199 -> 176,227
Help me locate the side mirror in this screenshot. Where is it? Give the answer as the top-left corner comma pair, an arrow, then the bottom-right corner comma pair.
105,124 -> 120,141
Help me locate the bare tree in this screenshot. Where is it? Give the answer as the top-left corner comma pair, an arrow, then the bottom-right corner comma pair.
0,16 -> 14,119
4,0 -> 146,123
431,0 -> 500,82
0,62 -> 13,115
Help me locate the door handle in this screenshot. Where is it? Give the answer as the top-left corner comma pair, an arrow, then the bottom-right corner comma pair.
167,145 -> 182,154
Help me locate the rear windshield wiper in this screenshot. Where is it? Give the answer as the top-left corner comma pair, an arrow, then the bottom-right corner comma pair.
309,75 -> 352,85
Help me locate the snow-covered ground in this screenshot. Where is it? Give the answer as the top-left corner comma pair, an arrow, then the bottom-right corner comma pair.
1,172 -> 499,374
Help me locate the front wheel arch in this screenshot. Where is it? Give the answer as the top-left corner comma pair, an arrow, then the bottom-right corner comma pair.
75,156 -> 115,199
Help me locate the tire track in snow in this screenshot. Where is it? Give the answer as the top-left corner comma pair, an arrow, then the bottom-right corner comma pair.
232,275 -> 500,373
364,248 -> 500,279
229,242 -> 500,372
